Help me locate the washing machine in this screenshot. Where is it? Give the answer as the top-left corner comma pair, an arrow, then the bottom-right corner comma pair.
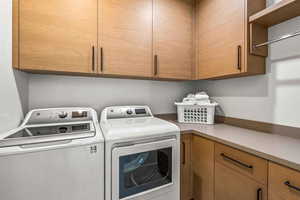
100,105 -> 180,200
0,107 -> 105,200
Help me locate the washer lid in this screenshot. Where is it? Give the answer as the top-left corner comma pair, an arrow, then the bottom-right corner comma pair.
0,122 -> 95,148
100,117 -> 179,141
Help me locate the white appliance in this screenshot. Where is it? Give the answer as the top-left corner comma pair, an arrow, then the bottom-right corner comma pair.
0,108 -> 104,200
100,106 -> 180,200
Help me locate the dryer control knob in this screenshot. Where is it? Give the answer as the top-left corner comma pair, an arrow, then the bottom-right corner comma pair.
126,109 -> 133,115
58,112 -> 68,119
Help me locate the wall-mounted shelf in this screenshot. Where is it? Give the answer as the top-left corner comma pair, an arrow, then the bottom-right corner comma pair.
249,0 -> 300,27
249,0 -> 300,57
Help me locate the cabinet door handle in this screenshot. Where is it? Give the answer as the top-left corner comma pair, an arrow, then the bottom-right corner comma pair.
237,45 -> 242,71
182,141 -> 186,165
154,55 -> 158,76
257,188 -> 263,200
100,47 -> 104,72
284,181 -> 300,192
220,153 -> 253,169
92,46 -> 95,72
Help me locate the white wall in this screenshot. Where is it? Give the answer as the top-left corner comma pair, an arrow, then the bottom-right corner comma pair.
14,70 -> 29,114
0,0 -> 25,133
197,14 -> 300,128
28,74 -> 194,115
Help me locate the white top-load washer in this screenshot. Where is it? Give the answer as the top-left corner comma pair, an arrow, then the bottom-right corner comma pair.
0,107 -> 104,200
100,106 -> 180,200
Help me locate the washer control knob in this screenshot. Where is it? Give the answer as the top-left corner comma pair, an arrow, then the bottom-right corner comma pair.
126,109 -> 133,115
58,112 -> 68,119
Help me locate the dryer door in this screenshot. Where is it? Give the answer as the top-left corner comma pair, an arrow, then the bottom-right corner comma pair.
111,138 -> 178,200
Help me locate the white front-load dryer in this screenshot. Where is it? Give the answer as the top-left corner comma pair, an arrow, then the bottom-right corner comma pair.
100,106 -> 180,200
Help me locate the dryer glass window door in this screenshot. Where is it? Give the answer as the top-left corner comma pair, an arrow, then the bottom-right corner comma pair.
112,138 -> 177,200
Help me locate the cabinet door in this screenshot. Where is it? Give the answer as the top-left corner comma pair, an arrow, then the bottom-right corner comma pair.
215,162 -> 267,200
19,0 -> 98,73
154,0 -> 193,80
269,162 -> 300,200
215,143 -> 268,185
192,136 -> 214,200
196,0 -> 245,79
181,134 -> 192,200
101,0 -> 153,77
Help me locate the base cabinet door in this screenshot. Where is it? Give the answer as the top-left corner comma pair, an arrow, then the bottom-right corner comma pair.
215,162 -> 267,200
19,0 -> 98,74
269,162 -> 300,200
191,135 -> 214,200
181,134 -> 192,200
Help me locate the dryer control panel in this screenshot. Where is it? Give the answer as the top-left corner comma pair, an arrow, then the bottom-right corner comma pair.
103,106 -> 152,120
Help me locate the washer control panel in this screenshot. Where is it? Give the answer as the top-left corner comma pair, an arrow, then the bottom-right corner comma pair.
26,108 -> 92,125
105,106 -> 152,119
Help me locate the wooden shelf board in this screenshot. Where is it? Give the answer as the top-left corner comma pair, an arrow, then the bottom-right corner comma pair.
249,0 -> 300,27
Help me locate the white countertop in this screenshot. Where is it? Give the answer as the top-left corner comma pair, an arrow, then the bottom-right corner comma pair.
173,122 -> 300,171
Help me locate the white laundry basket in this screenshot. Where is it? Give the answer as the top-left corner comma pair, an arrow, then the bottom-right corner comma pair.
175,103 -> 218,124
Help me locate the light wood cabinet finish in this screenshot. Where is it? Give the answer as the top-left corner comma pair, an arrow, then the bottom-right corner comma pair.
195,0 -> 266,79
100,0 -> 153,77
195,0 -> 245,79
180,134 -> 192,200
215,161 -> 267,200
181,133 -> 300,200
191,135 -> 214,200
215,143 -> 268,185
19,0 -> 98,74
13,0 -> 267,80
13,0 -> 19,69
154,0 -> 193,80
269,162 -> 300,200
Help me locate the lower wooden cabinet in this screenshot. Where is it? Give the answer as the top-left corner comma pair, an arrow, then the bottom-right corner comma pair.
181,134 -> 300,200
269,162 -> 300,200
181,134 -> 192,200
181,134 -> 275,200
215,160 -> 267,200
191,135 -> 214,200
215,143 -> 268,185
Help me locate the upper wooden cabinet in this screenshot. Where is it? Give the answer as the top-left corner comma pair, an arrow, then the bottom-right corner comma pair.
100,0 -> 153,78
195,0 -> 266,79
13,0 -> 268,80
154,0 -> 194,80
18,0 -> 98,74
13,0 -> 193,80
